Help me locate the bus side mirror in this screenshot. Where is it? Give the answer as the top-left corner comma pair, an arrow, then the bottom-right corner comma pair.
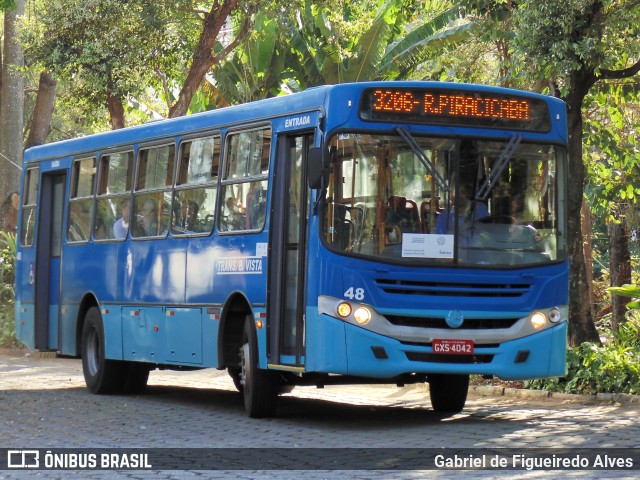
307,147 -> 325,189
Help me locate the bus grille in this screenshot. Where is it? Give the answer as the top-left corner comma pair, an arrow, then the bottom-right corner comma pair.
386,316 -> 520,330
405,352 -> 494,364
375,278 -> 530,297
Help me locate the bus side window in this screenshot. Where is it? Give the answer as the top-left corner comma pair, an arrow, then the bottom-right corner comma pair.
93,199 -> 114,239
67,157 -> 96,243
220,187 -> 246,231
245,181 -> 267,229
132,144 -> 174,239
172,188 -> 216,234
172,135 -> 219,236
20,168 -> 39,247
220,128 -> 271,232
96,150 -> 133,241
132,194 -> 170,237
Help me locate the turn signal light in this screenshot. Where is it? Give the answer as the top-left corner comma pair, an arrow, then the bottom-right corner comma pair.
337,302 -> 352,318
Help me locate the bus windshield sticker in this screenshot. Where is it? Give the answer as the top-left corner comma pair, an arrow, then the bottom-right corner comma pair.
401,233 -> 453,259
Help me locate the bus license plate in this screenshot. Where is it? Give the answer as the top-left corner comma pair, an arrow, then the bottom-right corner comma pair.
432,339 -> 474,355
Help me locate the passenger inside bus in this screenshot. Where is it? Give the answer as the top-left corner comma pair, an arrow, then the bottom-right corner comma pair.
435,184 -> 488,234
386,195 -> 419,234
245,182 -> 266,229
223,196 -> 244,230
181,200 -> 199,231
138,199 -> 159,236
113,199 -> 130,239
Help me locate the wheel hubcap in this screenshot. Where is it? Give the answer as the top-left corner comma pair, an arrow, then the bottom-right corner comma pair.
240,342 -> 250,388
86,328 -> 99,377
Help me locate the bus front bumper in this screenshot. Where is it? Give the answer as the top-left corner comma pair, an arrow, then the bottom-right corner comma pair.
305,313 -> 567,381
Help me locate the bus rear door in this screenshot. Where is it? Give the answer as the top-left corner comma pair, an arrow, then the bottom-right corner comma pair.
34,171 -> 66,351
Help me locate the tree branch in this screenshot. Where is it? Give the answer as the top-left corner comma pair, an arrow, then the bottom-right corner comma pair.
597,58 -> 640,80
212,16 -> 252,65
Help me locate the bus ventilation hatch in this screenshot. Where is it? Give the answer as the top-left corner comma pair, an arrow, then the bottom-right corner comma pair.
386,316 -> 519,329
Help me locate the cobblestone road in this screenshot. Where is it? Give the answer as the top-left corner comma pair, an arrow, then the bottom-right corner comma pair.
1,349 -> 639,479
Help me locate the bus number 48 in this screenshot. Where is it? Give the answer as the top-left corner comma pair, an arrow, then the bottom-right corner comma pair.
344,287 -> 365,301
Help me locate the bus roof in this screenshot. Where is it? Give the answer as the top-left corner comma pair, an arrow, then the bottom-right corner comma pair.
23,81 -> 565,163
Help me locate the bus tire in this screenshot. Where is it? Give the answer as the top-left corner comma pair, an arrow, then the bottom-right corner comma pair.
240,315 -> 278,418
81,306 -> 124,394
428,374 -> 469,413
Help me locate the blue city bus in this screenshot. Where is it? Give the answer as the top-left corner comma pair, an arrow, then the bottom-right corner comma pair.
15,82 -> 568,417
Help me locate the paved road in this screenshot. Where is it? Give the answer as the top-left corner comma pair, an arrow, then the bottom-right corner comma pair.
1,349 -> 639,479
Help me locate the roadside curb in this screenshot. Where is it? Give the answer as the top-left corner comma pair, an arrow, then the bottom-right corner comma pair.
471,385 -> 640,406
0,347 -> 47,357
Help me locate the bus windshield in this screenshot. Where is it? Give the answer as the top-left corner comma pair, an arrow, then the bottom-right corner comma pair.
321,132 -> 566,267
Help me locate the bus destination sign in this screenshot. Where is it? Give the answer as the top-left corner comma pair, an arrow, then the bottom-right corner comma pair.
359,87 -> 551,132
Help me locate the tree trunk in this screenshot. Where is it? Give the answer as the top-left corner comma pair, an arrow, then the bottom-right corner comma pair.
0,37 -> 3,111
565,75 -> 601,347
25,72 -> 57,149
107,94 -> 125,130
581,199 -> 595,316
0,0 -> 25,202
168,0 -> 240,118
608,220 -> 631,331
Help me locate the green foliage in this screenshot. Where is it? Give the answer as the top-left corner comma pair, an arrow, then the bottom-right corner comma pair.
609,284 -> 640,310
20,0 -> 201,117
212,13 -> 289,104
380,3 -> 472,80
0,0 -> 16,10
0,232 -> 20,348
288,0 -> 416,87
526,316 -> 640,395
585,84 -> 640,223
512,0 -> 640,94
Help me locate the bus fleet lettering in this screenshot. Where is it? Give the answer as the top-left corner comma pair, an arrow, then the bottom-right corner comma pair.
284,115 -> 312,128
215,257 -> 263,275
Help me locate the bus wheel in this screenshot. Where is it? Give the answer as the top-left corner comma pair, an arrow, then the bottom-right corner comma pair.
428,374 -> 469,413
81,306 -> 124,394
121,362 -> 150,394
239,315 -> 278,417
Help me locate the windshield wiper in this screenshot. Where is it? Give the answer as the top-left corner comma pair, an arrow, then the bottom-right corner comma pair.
475,134 -> 522,201
396,127 -> 448,193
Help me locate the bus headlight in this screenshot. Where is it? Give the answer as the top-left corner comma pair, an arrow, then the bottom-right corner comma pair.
337,302 -> 352,318
530,312 -> 547,330
353,307 -> 372,325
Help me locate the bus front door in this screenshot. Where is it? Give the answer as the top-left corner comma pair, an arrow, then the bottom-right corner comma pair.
268,134 -> 313,367
34,172 -> 65,351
